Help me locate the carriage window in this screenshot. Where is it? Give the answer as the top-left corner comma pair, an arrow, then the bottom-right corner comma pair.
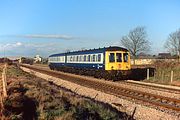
98,54 -> 101,62
116,53 -> 122,62
76,56 -> 79,62
123,53 -> 128,62
92,55 -> 95,62
84,55 -> 86,62
79,56 -> 82,62
95,55 -> 98,62
70,56 -> 73,61
109,53 -> 115,62
88,55 -> 90,62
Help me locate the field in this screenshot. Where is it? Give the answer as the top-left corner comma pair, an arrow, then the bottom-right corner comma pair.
1,64 -> 132,120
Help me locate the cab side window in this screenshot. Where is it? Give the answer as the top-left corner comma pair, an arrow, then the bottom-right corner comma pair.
123,53 -> 128,62
109,53 -> 115,62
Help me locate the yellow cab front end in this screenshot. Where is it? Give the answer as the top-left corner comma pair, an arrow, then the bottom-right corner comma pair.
105,51 -> 131,71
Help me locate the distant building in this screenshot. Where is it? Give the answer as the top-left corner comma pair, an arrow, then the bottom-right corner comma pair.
18,57 -> 34,65
42,58 -> 48,64
158,53 -> 171,59
34,55 -> 42,63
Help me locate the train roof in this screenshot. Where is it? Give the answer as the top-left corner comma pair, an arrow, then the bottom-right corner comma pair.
49,53 -> 66,57
105,46 -> 128,51
49,46 -> 128,57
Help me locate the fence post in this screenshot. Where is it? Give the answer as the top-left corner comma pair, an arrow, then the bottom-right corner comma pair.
2,65 -> 7,98
0,64 -> 7,120
147,69 -> 149,80
0,94 -> 4,120
170,71 -> 173,83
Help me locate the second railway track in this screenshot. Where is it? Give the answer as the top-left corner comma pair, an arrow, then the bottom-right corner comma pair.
118,81 -> 180,95
20,64 -> 180,113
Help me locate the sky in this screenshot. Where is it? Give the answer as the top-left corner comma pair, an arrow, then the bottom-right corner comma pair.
0,0 -> 180,57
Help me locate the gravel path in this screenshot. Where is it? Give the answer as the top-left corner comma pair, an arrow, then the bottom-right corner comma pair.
21,66 -> 180,120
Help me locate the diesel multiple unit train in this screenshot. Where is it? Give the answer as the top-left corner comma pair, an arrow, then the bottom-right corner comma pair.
48,46 -> 131,80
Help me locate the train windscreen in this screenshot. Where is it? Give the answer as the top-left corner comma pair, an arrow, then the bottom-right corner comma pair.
116,53 -> 122,62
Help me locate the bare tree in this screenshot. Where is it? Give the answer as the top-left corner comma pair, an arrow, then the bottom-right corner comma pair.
120,26 -> 150,64
164,29 -> 180,59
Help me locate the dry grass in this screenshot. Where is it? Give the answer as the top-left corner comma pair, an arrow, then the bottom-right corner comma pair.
2,65 -> 133,120
145,61 -> 180,86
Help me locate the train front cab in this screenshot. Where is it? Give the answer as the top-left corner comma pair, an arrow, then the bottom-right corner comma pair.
105,51 -> 131,71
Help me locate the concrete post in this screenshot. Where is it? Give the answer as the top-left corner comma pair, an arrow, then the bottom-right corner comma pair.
147,69 -> 149,80
170,71 -> 173,83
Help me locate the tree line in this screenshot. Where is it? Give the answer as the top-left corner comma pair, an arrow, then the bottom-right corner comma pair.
120,26 -> 180,61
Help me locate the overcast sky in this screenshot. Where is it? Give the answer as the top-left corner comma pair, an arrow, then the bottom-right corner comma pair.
0,0 -> 180,57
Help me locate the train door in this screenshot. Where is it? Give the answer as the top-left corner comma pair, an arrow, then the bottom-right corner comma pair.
121,52 -> 131,70
105,51 -> 117,70
115,52 -> 123,70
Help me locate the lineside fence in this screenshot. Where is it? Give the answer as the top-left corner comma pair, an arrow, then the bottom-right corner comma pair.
0,64 -> 7,119
146,68 -> 179,84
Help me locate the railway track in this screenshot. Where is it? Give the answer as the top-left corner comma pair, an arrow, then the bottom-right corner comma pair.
33,64 -> 180,93
119,81 -> 180,94
20,64 -> 180,113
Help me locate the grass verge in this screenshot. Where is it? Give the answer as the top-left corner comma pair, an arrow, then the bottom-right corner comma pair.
3,65 -> 133,120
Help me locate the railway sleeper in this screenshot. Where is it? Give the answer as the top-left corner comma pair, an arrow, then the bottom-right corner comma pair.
161,99 -> 168,103
168,101 -> 176,106
142,95 -> 149,99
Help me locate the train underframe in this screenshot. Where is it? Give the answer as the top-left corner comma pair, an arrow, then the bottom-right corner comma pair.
49,65 -> 131,81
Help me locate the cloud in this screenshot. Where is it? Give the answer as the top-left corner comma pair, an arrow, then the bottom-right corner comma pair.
0,42 -> 64,57
17,34 -> 74,40
2,42 -> 23,48
15,42 -> 22,46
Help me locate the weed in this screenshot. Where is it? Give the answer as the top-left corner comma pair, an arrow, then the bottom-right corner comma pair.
147,61 -> 180,85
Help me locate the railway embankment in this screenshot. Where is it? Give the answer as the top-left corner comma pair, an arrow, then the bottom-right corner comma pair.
20,64 -> 180,120
1,65 -> 132,120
